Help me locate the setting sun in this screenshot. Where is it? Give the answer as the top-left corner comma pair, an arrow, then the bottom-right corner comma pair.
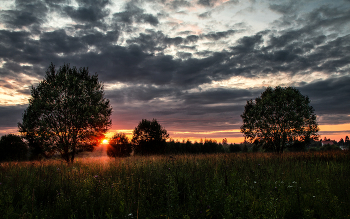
102,139 -> 109,144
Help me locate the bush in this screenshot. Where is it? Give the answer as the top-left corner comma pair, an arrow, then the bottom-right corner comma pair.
229,144 -> 241,153
320,144 -> 341,151
107,133 -> 132,158
242,144 -> 248,152
0,134 -> 28,161
252,143 -> 260,152
308,147 -> 319,152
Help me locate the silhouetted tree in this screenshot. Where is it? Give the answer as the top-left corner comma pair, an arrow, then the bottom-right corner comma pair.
0,134 -> 28,161
132,119 -> 169,155
18,63 -> 112,163
107,133 -> 132,158
345,136 -> 350,148
240,86 -> 319,153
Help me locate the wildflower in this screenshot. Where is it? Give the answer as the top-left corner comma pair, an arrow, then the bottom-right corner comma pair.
94,175 -> 98,178
254,181 -> 257,184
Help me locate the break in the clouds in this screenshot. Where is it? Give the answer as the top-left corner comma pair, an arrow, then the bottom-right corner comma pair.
1,0 -> 350,141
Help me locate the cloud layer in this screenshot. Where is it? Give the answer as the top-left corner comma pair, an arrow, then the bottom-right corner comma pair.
1,0 -> 350,141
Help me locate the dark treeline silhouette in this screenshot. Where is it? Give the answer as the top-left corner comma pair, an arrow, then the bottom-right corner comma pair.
165,139 -> 225,154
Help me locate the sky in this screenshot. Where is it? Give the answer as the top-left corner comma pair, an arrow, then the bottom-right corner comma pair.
0,0 -> 350,144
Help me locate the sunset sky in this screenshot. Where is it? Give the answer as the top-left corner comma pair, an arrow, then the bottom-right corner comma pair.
1,0 -> 349,143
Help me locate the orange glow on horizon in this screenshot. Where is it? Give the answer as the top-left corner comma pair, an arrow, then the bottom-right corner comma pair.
319,123 -> 350,132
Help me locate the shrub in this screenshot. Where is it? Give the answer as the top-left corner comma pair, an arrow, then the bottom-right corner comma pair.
0,134 -> 28,161
320,144 -> 341,151
107,133 -> 132,158
229,144 -> 241,153
308,147 -> 319,152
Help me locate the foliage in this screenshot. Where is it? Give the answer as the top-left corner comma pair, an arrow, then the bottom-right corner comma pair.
107,133 -> 132,158
0,134 -> 28,161
320,144 -> 342,151
229,143 -> 242,153
165,139 -> 225,154
18,63 -> 112,163
241,86 -> 319,153
0,152 -> 349,218
132,119 -> 169,155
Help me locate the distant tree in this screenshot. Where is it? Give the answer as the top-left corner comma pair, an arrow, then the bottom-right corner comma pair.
107,133 -> 132,158
240,86 -> 319,153
323,137 -> 330,141
132,119 -> 169,155
338,138 -> 344,146
222,138 -> 228,145
0,134 -> 28,161
229,144 -> 241,153
345,136 -> 350,148
18,63 -> 112,163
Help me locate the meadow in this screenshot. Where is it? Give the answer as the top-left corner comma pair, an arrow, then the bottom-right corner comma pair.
0,151 -> 349,219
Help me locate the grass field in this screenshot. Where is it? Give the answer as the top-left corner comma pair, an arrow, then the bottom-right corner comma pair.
0,151 -> 349,219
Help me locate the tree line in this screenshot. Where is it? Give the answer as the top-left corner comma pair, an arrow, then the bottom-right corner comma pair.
2,63 -> 346,163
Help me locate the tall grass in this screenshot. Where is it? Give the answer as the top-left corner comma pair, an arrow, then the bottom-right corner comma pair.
0,151 -> 349,218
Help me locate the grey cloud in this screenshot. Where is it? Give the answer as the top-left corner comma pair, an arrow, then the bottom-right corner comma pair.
198,11 -> 211,18
269,1 -> 300,14
167,0 -> 192,9
113,2 -> 159,26
40,29 -> 87,54
0,105 -> 27,128
0,0 -> 349,138
177,52 -> 192,59
64,6 -> 109,23
203,30 -> 237,40
1,0 -> 48,28
182,88 -> 257,105
298,76 -> 350,117
197,0 -> 219,7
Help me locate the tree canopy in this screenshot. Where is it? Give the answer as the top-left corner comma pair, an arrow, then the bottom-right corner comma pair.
132,119 -> 169,155
18,63 -> 112,163
107,133 -> 132,158
240,86 -> 319,153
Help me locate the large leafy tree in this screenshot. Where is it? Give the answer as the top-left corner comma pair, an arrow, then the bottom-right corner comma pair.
132,119 -> 169,155
107,133 -> 132,158
18,63 -> 112,163
240,86 -> 319,153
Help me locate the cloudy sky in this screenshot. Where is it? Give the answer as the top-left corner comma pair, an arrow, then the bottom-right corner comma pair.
1,0 -> 350,143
